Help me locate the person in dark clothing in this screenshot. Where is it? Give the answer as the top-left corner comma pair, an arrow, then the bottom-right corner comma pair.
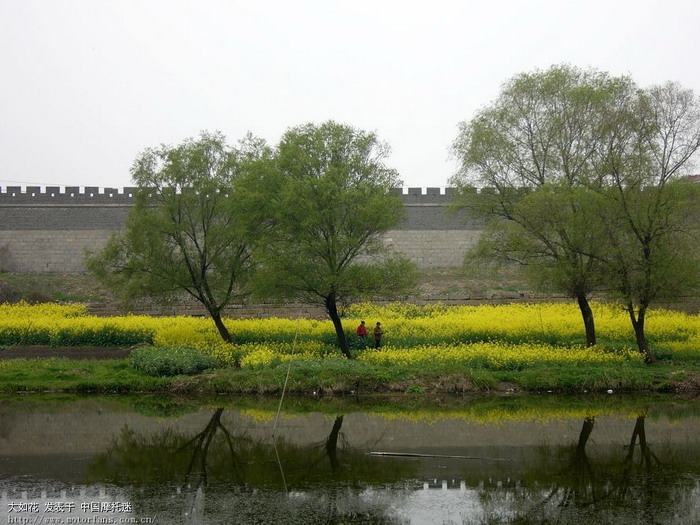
373,322 -> 384,348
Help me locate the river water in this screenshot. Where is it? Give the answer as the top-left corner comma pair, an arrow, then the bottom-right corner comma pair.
1,395 -> 699,524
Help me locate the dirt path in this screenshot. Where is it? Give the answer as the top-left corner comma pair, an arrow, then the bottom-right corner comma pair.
0,345 -> 132,360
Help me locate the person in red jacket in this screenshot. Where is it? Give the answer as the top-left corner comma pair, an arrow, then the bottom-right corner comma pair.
356,320 -> 368,349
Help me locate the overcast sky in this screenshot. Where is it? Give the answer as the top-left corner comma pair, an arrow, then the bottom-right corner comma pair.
1,0 -> 699,191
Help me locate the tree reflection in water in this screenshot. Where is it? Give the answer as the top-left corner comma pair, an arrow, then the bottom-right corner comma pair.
178,408 -> 242,488
88,409 -> 415,524
325,415 -> 344,472
489,412 -> 700,524
85,407 -> 700,524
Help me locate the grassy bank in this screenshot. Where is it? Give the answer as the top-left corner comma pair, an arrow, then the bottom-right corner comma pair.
1,355 -> 699,395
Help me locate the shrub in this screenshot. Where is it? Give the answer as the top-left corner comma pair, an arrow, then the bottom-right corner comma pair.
130,346 -> 219,377
652,348 -> 675,361
24,291 -> 55,304
0,280 -> 21,303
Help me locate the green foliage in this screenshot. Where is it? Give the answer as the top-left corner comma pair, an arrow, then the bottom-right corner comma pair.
244,120 -> 413,302
52,325 -> 150,347
0,358 -> 171,393
130,346 -> 220,377
0,324 -> 150,347
453,65 -> 632,188
450,66 -> 636,348
452,66 -> 628,293
239,121 -> 419,357
86,131 -> 269,343
652,348 -> 675,362
0,327 -> 50,346
590,83 -> 700,358
598,181 -> 700,304
0,349 -> 698,395
452,65 -> 700,354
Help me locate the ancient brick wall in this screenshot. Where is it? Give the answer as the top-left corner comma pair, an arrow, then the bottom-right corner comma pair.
0,186 -> 483,273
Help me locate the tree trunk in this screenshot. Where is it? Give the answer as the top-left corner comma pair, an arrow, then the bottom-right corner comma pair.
210,310 -> 233,343
325,294 -> 352,359
325,416 -> 344,472
576,292 -> 596,347
627,415 -> 658,469
626,416 -> 640,462
184,408 -> 225,487
576,417 -> 595,455
627,303 -> 655,363
569,417 -> 595,493
569,417 -> 595,471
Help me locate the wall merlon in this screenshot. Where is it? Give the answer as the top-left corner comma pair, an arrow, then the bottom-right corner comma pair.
443,187 -> 457,197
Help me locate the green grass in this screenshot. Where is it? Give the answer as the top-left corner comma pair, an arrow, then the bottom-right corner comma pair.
0,358 -> 171,393
1,355 -> 697,395
130,346 -> 219,376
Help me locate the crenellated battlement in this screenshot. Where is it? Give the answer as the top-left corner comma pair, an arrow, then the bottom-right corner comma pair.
0,186 -> 137,205
0,186 -> 140,204
0,186 -> 469,205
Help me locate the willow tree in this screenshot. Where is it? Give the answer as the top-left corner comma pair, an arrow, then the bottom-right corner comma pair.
451,65 -> 633,346
594,83 -> 700,360
469,183 -> 609,346
87,131 -> 268,343
239,121 -> 418,358
453,68 -> 700,357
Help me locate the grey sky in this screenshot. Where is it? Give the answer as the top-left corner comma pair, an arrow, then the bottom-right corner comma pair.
1,0 -> 699,190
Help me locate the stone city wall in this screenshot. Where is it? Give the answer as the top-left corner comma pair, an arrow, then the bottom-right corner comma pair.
0,186 -> 483,273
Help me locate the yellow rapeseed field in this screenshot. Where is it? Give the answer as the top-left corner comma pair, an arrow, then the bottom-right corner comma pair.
347,302 -> 699,347
357,342 -> 641,369
1,301 -> 698,367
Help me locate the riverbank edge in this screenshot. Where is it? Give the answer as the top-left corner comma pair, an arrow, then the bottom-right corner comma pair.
1,355 -> 699,396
